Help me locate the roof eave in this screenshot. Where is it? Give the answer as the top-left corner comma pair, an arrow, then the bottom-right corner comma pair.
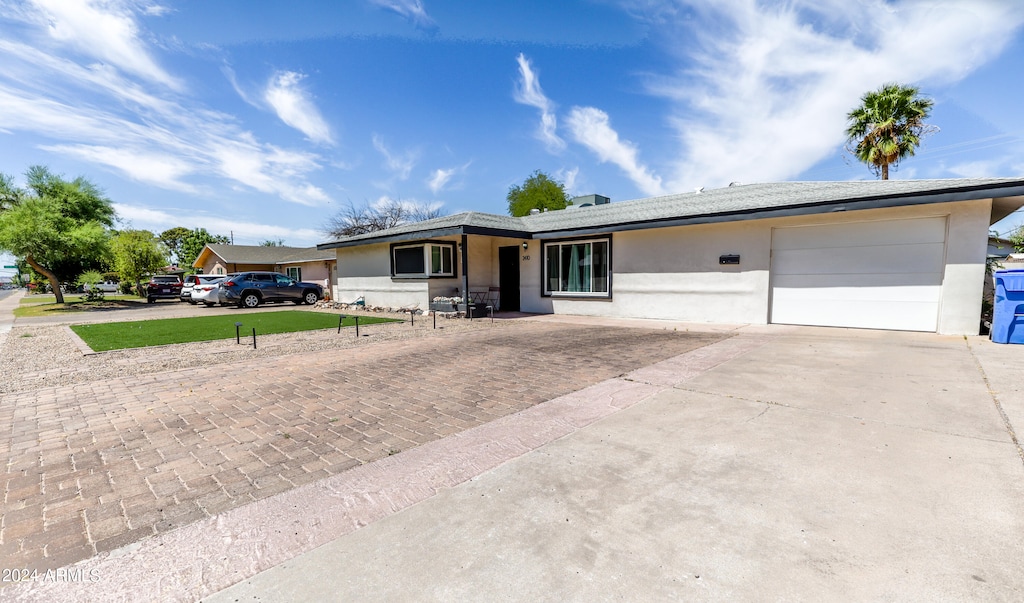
317,225 -> 533,250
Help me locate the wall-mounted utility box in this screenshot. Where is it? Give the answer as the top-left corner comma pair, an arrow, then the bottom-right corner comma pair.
719,254 -> 740,265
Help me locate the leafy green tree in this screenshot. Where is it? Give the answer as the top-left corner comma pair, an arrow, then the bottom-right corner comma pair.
179,228 -> 230,270
259,238 -> 284,246
111,230 -> 167,296
1009,224 -> 1024,254
0,166 -> 114,303
0,173 -> 21,211
845,83 -> 935,180
506,170 -> 570,217
159,226 -> 191,265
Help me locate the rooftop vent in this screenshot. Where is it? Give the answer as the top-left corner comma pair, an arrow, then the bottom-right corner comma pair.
569,194 -> 610,207
529,208 -> 541,215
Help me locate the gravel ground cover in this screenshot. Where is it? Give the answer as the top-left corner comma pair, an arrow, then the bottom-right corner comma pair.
0,311 -> 518,394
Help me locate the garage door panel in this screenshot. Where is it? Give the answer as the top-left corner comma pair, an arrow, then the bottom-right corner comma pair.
772,242 -> 946,275
771,281 -> 942,302
770,297 -> 940,331
771,217 -> 947,250
770,217 -> 946,332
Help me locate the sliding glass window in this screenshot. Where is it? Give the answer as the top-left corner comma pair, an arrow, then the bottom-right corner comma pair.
543,239 -> 609,297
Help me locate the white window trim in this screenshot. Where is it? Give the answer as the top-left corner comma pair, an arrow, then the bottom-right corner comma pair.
392,242 -> 456,278
286,266 -> 301,281
543,237 -> 611,298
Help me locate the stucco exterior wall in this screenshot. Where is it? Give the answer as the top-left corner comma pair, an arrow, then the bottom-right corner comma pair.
519,199 -> 993,334
520,220 -> 770,324
335,238 -> 464,310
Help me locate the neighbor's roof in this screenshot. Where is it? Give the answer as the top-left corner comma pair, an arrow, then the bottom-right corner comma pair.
317,178 -> 1024,249
195,244 -> 335,267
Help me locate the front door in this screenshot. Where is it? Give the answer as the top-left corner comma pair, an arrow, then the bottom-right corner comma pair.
498,246 -> 520,312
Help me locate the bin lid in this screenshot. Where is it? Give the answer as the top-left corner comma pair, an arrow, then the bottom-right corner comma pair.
996,274 -> 1024,292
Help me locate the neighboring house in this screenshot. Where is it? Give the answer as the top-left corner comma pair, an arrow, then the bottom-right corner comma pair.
192,244 -> 337,298
988,236 -> 1017,260
317,178 -> 1024,335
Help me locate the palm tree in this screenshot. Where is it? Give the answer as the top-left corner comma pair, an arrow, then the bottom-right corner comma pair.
845,83 -> 935,180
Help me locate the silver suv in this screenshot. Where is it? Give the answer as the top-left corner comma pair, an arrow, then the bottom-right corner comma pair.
217,272 -> 323,308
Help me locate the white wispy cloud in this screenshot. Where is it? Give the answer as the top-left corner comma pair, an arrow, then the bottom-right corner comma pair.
372,134 -> 417,180
556,166 -> 580,195
425,162 -> 470,194
264,70 -> 335,146
113,203 -> 326,246
427,168 -> 455,194
25,0 -> 182,90
514,53 -> 565,153
369,0 -> 437,30
566,107 -> 665,196
0,2 -> 332,206
370,195 -> 443,216
628,0 -> 1024,189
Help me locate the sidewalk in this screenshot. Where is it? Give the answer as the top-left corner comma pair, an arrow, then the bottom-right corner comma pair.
6,322 -> 1023,602
0,288 -> 25,351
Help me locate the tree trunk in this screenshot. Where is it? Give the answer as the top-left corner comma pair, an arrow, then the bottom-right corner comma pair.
881,163 -> 889,180
24,253 -> 64,304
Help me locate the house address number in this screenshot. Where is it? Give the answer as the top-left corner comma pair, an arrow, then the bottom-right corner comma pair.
522,255 -> 530,261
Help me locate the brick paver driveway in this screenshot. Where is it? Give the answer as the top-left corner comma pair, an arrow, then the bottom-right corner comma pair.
0,321 -> 725,572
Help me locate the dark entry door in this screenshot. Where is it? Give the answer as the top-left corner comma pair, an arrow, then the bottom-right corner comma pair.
498,246 -> 520,312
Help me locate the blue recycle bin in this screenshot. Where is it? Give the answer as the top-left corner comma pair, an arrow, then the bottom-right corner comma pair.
991,269 -> 1024,344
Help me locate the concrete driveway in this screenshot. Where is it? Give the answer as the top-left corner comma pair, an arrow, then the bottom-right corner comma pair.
7,317 -> 1021,602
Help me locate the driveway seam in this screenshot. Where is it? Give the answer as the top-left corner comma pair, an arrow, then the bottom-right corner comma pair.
966,339 -> 1024,468
672,385 -> 1018,445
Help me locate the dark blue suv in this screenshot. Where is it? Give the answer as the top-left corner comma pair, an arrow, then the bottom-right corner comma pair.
218,272 -> 323,308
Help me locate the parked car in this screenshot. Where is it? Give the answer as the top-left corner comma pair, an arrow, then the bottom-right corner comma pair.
218,271 -> 322,308
145,275 -> 183,303
181,274 -> 226,303
85,281 -> 120,293
190,277 -> 225,307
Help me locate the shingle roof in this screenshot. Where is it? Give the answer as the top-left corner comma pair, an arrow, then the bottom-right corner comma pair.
204,244 -> 335,265
318,178 -> 1024,249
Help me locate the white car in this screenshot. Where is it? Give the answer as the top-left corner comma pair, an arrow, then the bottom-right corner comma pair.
190,278 -> 225,306
85,281 -> 120,293
181,275 -> 226,303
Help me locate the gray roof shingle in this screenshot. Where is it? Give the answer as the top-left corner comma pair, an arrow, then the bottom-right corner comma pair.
204,244 -> 335,265
318,178 -> 1024,248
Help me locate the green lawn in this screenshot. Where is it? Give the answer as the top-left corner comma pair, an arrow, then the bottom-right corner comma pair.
14,296 -> 145,317
20,294 -> 136,304
70,311 -> 400,351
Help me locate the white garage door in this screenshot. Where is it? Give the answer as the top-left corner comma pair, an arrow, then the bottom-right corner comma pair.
770,217 -> 947,331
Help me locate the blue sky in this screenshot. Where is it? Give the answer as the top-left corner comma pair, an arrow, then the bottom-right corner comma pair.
1,0 -> 1023,273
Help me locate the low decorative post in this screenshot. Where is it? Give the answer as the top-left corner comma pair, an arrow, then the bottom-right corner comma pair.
235,322 -> 242,344
252,327 -> 257,349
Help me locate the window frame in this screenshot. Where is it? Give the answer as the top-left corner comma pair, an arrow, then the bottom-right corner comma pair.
390,241 -> 458,279
541,236 -> 612,299
285,266 -> 302,281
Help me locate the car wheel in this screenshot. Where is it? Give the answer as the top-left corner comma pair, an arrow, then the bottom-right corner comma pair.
241,292 -> 261,308
147,296 -> 155,304
303,291 -> 320,305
